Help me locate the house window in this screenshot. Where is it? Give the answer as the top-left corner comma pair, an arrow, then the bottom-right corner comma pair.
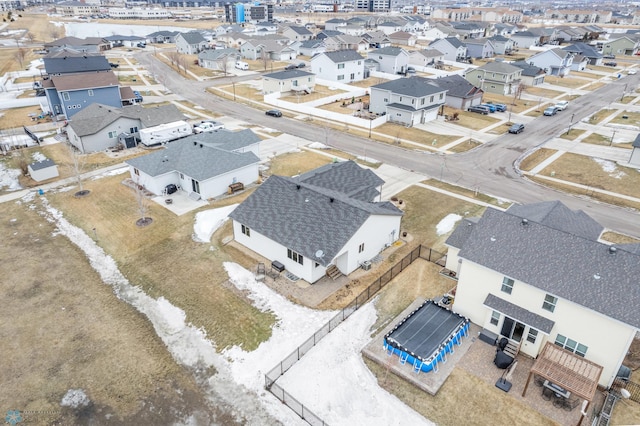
527,329 -> 538,343
501,277 -> 514,294
287,248 -> 304,265
88,89 -> 94,97
293,80 -> 298,86
241,224 -> 250,237
134,168 -> 139,176
350,73 -> 355,80
62,92 -> 70,101
383,98 -> 388,102
337,75 -> 344,80
179,173 -> 184,179
542,294 -> 557,312
439,93 -> 443,100
338,63 -> 345,69
108,131 -> 117,138
430,95 -> 434,102
358,243 -> 365,253
555,334 -> 588,357
490,310 -> 500,326
399,96 -> 402,101
130,126 -> 138,133
421,98 -> 425,105
358,61 -> 361,65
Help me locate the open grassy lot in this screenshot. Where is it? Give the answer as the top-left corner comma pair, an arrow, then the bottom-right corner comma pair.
375,122 -> 459,148
588,108 -> 615,125
317,96 -> 369,115
609,110 -> 640,126
45,174 -> 276,352
581,132 -> 633,149
447,138 -> 482,153
265,150 -> 333,177
220,83 -> 263,102
569,71 -> 600,80
0,199 -> 218,424
559,128 -> 586,141
543,76 -> 595,90
535,152 -> 640,209
523,86 -> 564,99
518,148 -> 557,172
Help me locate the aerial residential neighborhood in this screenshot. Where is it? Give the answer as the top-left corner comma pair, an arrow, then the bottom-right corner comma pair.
0,2 -> 640,425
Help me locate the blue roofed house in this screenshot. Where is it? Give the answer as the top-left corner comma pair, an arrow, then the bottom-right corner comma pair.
429,37 -> 468,61
229,161 -> 403,283
444,200 -> 640,390
311,50 -> 364,83
176,31 -> 208,54
125,129 -> 261,200
369,46 -> 410,74
369,76 -> 447,126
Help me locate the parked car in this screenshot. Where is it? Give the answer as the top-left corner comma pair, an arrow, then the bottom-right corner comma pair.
133,90 -> 143,103
543,106 -> 558,116
554,100 -> 569,111
604,62 -> 618,67
284,64 -> 297,70
193,121 -> 225,133
603,54 -> 616,59
508,123 -> 525,134
480,103 -> 497,113
297,62 -> 306,68
487,102 -> 507,112
265,109 -> 282,117
628,69 -> 637,75
406,66 -> 416,74
468,105 -> 490,115
109,62 -> 120,68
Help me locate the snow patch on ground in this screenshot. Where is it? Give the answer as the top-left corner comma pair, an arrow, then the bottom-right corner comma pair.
0,162 -> 22,191
61,389 -> 90,408
278,302 -> 432,426
593,158 -> 626,179
32,152 -> 47,162
308,142 -> 329,149
436,213 -> 462,235
90,167 -> 128,180
357,155 -> 380,164
192,204 -> 237,242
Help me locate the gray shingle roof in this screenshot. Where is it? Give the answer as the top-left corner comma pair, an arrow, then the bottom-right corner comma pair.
44,55 -> 111,74
68,103 -> 186,137
430,37 -> 464,49
476,61 -> 521,74
295,160 -> 383,201
229,162 -> 402,265
633,133 -> 640,148
429,74 -> 482,98
484,293 -> 555,334
194,128 -> 260,152
29,158 -> 56,171
198,48 -> 238,60
286,25 -> 313,35
511,60 -> 545,77
562,42 -> 602,59
125,137 -> 259,181
263,70 -> 314,80
453,204 -> 640,329
370,46 -> 406,56
372,76 -> 445,97
319,50 -> 364,63
179,31 -> 206,45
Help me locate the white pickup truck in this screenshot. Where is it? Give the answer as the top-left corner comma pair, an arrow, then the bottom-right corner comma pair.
193,121 -> 225,133
554,100 -> 569,111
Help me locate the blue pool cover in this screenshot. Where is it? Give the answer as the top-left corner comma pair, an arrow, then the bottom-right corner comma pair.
384,300 -> 469,373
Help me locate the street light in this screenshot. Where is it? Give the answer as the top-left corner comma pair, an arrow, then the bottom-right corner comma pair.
232,80 -> 236,101
610,130 -> 616,146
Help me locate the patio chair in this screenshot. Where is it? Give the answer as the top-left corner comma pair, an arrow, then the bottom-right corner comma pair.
534,375 -> 545,387
563,397 -> 581,412
542,387 -> 554,401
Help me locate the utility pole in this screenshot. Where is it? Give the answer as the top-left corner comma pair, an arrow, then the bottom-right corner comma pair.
610,130 -> 616,146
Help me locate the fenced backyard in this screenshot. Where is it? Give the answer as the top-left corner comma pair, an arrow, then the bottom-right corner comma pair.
264,245 -> 446,425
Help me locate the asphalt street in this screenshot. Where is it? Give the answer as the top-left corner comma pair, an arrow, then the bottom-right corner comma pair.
136,52 -> 640,237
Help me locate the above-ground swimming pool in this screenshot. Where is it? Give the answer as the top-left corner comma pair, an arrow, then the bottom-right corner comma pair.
383,300 -> 470,373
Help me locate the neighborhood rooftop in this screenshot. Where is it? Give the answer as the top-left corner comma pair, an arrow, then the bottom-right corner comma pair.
372,76 -> 445,98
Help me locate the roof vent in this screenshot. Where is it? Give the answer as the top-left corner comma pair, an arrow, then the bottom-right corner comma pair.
593,273 -> 601,280
296,184 -> 301,190
490,236 -> 496,242
199,144 -> 203,148
330,197 -> 334,203
521,218 -> 528,226
609,246 -> 617,255
193,141 -> 197,146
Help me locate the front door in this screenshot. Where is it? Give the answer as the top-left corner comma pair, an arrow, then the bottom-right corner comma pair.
191,179 -> 200,194
500,316 -> 526,342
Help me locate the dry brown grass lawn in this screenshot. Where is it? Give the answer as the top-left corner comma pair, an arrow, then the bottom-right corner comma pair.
0,105 -> 48,129
610,110 -> 640,126
0,199 -> 217,423
280,85 -> 348,103
221,83 -> 263,102
543,76 -> 592,89
375,123 -> 459,148
443,107 -> 500,130
569,71 -> 600,79
559,129 -> 586,141
536,153 -> 640,207
581,132 -> 633,149
588,108 -> 614,124
518,148 -> 557,172
601,231 -> 640,244
45,174 -> 276,352
448,138 -> 482,153
348,77 -> 389,88
266,150 -> 333,177
420,179 -> 511,209
524,86 -> 564,99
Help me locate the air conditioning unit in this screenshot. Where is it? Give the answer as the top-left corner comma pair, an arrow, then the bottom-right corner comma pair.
361,261 -> 372,271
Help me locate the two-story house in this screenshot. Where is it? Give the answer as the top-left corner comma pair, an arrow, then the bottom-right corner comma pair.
408,48 -> 444,67
311,50 -> 364,83
229,161 -> 403,284
282,26 -> 313,42
429,37 -> 468,61
562,42 -> 602,66
527,48 -> 574,76
175,31 -> 208,54
428,74 -> 483,110
324,35 -> 368,52
445,201 -> 640,389
510,31 -> 540,49
602,36 -> 640,56
488,35 -> 515,55
464,38 -> 495,59
369,76 -> 447,126
388,31 -> 417,47
511,61 -> 546,86
368,46 -> 410,74
464,61 -> 522,95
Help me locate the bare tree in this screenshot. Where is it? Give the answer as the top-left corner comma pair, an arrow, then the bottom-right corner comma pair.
261,49 -> 270,71
67,142 -> 89,196
219,56 -> 230,76
25,31 -> 35,44
48,25 -> 61,41
133,179 -> 152,226
168,51 -> 180,67
13,47 -> 27,69
177,54 -> 188,75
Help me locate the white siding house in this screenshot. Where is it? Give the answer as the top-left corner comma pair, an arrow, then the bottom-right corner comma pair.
229,161 -> 403,284
311,50 -> 365,83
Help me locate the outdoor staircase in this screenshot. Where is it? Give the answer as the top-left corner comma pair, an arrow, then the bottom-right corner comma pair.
326,264 -> 343,280
503,339 -> 521,359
